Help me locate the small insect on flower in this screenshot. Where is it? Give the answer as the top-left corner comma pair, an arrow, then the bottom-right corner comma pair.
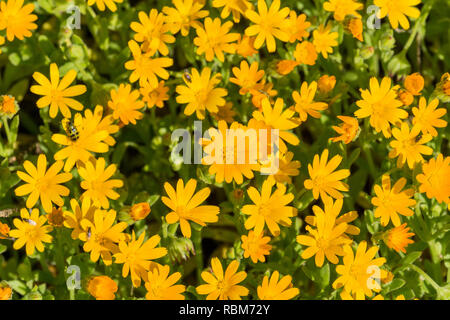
183,69 -> 192,83
62,115 -> 82,142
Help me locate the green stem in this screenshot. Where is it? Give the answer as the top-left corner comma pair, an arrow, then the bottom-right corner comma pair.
1,116 -> 12,144
409,264 -> 440,291
192,228 -> 203,283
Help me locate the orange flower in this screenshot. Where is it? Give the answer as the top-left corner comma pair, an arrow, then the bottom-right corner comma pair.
87,276 -> 118,300
346,18 -> 363,41
47,207 -> 65,227
0,285 -> 12,300
330,116 -> 360,144
236,35 -> 257,57
294,41 -> 318,66
130,202 -> 151,221
0,222 -> 9,239
383,223 -> 414,253
318,75 -> 336,94
404,73 -> 424,95
397,89 -> 414,106
275,60 -> 299,76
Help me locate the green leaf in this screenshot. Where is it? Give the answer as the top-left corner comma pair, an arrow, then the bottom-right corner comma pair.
0,244 -> 7,254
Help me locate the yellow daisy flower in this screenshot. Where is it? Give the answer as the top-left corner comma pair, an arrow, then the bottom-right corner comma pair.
244,0 -> 290,53
242,178 -> 297,236
140,80 -> 169,109
313,23 -> 339,59
87,276 -> 118,300
0,285 -> 12,300
292,81 -> 328,122
79,208 -> 127,265
162,178 -> 220,238
79,158 -> 124,209
9,208 -> 53,256
371,174 -> 416,227
52,106 -> 114,172
383,223 -> 415,253
212,0 -> 252,22
0,0 -> 37,41
87,0 -> 123,12
355,77 -> 407,138
388,122 -> 433,169
211,102 -> 236,124
236,34 -> 258,57
0,95 -> 18,116
323,0 -> 363,21
416,153 -> 450,205
261,151 -> 300,185
330,116 -> 360,144
145,265 -> 186,300
284,10 -> 310,43
294,40 -> 318,66
130,9 -> 175,56
257,271 -> 300,300
229,60 -> 264,95
15,154 -> 72,213
346,18 -> 364,42
125,40 -> 173,87
114,231 -> 167,287
197,258 -> 249,300
304,149 -> 350,201
107,83 -> 145,125
63,198 -> 97,240
374,0 -> 421,30
297,197 -> 353,267
412,97 -> 447,137
193,17 -> 239,62
176,67 -> 227,119
30,63 -> 87,118
241,230 -> 272,263
333,241 -> 386,300
162,0 -> 209,36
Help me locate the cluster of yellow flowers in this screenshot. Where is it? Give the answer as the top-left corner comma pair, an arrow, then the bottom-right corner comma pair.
2,0 -> 449,301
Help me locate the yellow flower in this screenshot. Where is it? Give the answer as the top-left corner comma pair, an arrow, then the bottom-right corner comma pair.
79,158 -> 123,209
346,18 -> 364,41
275,60 -> 299,76
211,102 -> 236,124
87,0 -> 122,12
176,67 -> 227,119
404,72 -> 424,95
87,276 -> 118,300
242,178 -> 296,236
330,116 -> 360,144
249,97 -> 300,153
313,23 -> 338,59
355,77 -> 407,138
108,84 -> 145,125
193,17 -> 239,62
245,0 -> 290,52
323,0 -> 363,21
388,122 -> 433,169
292,81 -> 328,122
197,258 -> 248,300
261,151 -> 300,184
0,0 -> 37,41
236,35 -> 257,57
114,231 -> 167,287
440,73 -> 450,96
9,208 -> 53,256
257,271 -> 299,300
125,40 -> 173,87
0,222 -> 9,239
241,230 -> 272,263
412,97 -> 447,137
47,207 -> 64,227
0,95 -> 18,115
250,80 -> 277,109
130,9 -> 175,56
30,63 -> 86,118
63,198 -> 97,240
304,149 -> 350,201
397,89 -> 414,106
212,0 -> 252,22
371,174 -> 416,227
52,106 -> 114,172
297,198 -> 352,267
130,202 -> 151,221
140,80 -> 169,109
162,178 -> 220,238
79,208 -> 127,265
163,0 -> 209,36
374,0 -> 421,30
0,285 -> 12,300
416,153 -> 450,205
15,154 -> 72,213
230,60 -> 264,95
284,10 -> 310,43
201,121 -> 260,185
333,241 -> 386,300
145,265 -> 185,300
383,223 -> 414,253
317,75 -> 336,94
293,40 -> 318,66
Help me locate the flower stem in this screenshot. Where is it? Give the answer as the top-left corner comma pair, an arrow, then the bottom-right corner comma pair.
192,228 -> 203,283
408,264 -> 440,291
